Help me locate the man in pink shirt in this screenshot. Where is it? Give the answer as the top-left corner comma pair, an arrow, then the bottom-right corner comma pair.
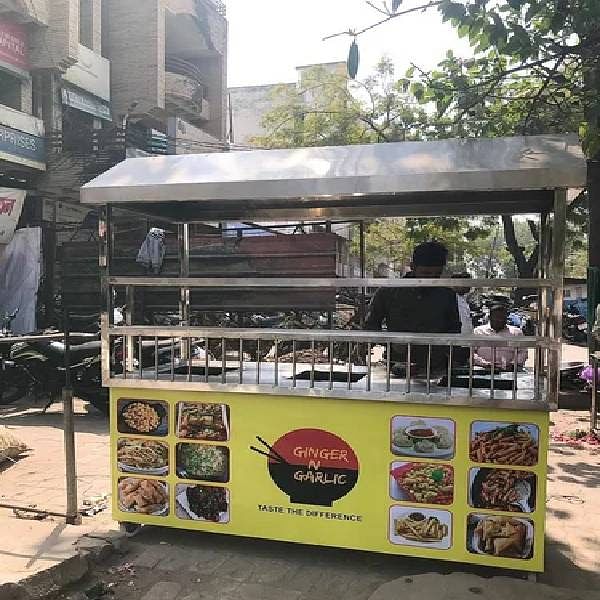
473,304 -> 527,370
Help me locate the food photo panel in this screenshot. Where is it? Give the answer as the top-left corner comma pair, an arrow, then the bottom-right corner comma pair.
176,484 -> 230,523
469,422 -> 539,466
118,477 -> 169,516
468,468 -> 536,513
389,506 -> 452,550
117,438 -> 169,475
117,399 -> 168,437
176,442 -> 230,483
176,402 -> 230,441
390,462 -> 453,505
467,514 -> 534,560
390,417 -> 455,459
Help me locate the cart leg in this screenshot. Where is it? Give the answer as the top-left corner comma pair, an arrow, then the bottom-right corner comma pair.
120,522 -> 143,538
526,572 -> 538,583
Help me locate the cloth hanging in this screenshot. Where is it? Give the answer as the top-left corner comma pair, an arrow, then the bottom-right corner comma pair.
136,228 -> 166,274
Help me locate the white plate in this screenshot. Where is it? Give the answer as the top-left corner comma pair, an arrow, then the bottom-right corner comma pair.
389,507 -> 452,550
470,516 -> 534,559
117,462 -> 168,476
176,486 -> 229,523
391,443 -> 454,459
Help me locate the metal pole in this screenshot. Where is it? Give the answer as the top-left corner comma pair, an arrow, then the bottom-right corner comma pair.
592,354 -> 598,431
62,306 -> 80,525
359,221 -> 366,328
549,189 -> 567,406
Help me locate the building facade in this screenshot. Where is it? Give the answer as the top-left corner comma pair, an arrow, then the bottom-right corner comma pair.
228,62 -> 347,146
0,0 -> 228,325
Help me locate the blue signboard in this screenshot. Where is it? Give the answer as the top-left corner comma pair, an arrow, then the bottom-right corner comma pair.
0,122 -> 45,164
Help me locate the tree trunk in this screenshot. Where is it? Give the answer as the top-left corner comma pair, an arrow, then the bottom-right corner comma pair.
502,215 -> 538,306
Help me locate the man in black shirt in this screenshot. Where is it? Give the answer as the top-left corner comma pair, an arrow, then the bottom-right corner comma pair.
365,241 -> 460,372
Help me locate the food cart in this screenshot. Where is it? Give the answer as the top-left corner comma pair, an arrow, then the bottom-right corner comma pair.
81,134 -> 586,573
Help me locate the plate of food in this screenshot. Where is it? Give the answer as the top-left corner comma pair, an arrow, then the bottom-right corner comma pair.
176,403 -> 229,441
391,418 -> 454,458
118,478 -> 169,516
389,507 -> 451,549
390,462 -> 453,505
469,515 -> 534,559
469,468 -> 536,513
117,400 -> 168,437
470,422 -> 539,466
117,439 -> 169,475
176,443 -> 229,482
176,484 -> 229,523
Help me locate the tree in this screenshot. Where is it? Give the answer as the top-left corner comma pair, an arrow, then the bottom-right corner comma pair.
327,0 -> 599,284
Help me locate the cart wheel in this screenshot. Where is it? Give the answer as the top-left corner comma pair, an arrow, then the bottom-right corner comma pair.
119,522 -> 143,538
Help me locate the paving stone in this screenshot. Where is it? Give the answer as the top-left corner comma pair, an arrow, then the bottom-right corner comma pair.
247,558 -> 297,585
130,548 -> 165,569
182,576 -> 241,599
236,582 -> 303,600
217,555 -> 257,582
140,581 -> 182,600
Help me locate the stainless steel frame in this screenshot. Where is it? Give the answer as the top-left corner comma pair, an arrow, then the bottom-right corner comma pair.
87,136 -> 584,413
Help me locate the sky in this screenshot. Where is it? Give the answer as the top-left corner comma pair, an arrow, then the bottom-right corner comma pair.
226,0 -> 473,88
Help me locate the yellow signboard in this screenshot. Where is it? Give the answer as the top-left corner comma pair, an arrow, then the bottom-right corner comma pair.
111,388 -> 548,572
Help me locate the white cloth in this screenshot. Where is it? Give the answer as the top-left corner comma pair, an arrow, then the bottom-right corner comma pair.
456,294 -> 473,334
0,227 -> 41,334
136,228 -> 165,273
473,323 -> 527,368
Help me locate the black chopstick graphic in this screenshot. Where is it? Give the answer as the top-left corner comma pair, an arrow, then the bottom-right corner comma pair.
249,445 -> 285,463
256,435 -> 289,464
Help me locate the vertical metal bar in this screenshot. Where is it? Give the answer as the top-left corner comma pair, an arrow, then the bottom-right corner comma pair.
406,344 -> 411,393
386,342 -> 391,392
447,345 -> 453,396
468,346 -> 474,397
426,344 -> 432,395
187,337 -> 192,382
122,331 -> 127,380
205,338 -> 209,383
171,337 -> 175,382
273,339 -> 279,387
359,221 -> 366,328
154,336 -> 159,380
138,336 -> 143,380
239,339 -> 244,384
490,347 -> 496,399
256,338 -> 261,385
513,348 -> 518,401
292,340 -> 297,387
347,342 -> 352,390
534,346 -> 541,400
62,305 -> 80,525
179,223 -> 190,361
549,189 -> 567,406
366,342 -> 372,392
310,340 -> 315,389
329,340 -> 334,390
99,205 -> 112,386
125,285 -> 134,372
221,337 -> 226,384
592,354 -> 598,431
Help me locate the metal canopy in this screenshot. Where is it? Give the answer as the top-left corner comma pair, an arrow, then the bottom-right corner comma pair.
81,134 -> 586,220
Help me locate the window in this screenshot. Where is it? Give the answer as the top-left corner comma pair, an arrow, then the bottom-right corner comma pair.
0,70 -> 22,111
79,0 -> 94,49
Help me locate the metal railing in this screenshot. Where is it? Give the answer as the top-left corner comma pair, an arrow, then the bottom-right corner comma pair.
102,326 -> 558,408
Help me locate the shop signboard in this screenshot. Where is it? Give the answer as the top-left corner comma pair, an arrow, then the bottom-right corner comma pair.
111,388 -> 548,572
64,44 -> 110,102
62,86 -> 111,121
0,188 -> 25,245
0,20 -> 29,73
0,123 -> 45,168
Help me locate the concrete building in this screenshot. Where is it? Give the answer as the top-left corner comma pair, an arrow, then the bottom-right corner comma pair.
0,0 -> 228,325
229,61 -> 346,146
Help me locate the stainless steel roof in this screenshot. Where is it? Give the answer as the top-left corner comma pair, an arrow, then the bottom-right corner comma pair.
80,135 -> 586,219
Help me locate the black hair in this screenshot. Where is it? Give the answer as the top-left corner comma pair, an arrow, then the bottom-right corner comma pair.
412,241 -> 449,267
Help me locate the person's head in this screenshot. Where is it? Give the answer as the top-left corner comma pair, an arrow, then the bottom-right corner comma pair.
489,303 -> 509,332
451,272 -> 471,296
410,241 -> 448,278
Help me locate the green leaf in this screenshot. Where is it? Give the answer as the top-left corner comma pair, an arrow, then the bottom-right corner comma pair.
441,1 -> 466,21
